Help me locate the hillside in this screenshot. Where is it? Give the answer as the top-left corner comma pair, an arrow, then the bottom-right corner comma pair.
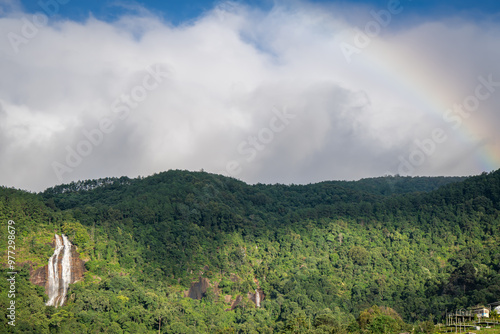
1,170 -> 499,333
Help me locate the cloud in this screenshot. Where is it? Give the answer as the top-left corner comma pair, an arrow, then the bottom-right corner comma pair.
0,1 -> 499,191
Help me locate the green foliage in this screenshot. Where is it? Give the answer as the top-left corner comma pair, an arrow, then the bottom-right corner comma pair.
1,169 -> 500,333
349,246 -> 370,266
62,221 -> 93,259
358,306 -> 407,334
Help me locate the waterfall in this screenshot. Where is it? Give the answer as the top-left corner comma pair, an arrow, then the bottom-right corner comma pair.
46,235 -> 63,306
59,235 -> 72,306
255,289 -> 261,307
45,234 -> 73,307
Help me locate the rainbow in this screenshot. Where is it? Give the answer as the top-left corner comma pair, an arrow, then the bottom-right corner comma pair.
356,39 -> 500,173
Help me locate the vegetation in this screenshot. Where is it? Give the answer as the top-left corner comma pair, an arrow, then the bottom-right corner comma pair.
1,169 -> 499,333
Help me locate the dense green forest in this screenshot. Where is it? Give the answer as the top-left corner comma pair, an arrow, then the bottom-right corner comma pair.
1,170 -> 499,333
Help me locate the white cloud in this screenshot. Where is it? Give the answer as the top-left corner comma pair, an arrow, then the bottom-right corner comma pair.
0,1 -> 499,191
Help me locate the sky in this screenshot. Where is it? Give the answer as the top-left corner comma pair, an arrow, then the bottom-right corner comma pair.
1,0 -> 500,192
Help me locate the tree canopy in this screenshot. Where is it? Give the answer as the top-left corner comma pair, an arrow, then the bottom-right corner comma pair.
1,169 -> 499,333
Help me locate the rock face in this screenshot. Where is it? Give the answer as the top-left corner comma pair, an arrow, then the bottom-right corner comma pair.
30,234 -> 86,307
248,277 -> 265,307
30,265 -> 47,287
186,276 -> 221,300
185,275 -> 263,308
187,277 -> 211,300
224,295 -> 232,304
70,246 -> 86,285
247,289 -> 265,307
229,295 -> 243,311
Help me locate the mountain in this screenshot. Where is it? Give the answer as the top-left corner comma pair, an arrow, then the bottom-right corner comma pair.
0,170 -> 499,333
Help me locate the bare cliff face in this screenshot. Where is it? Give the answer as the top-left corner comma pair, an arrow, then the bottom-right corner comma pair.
69,246 -> 86,285
185,276 -> 221,300
247,289 -> 265,307
187,277 -> 211,300
184,275 -> 264,310
30,265 -> 47,287
30,234 -> 86,307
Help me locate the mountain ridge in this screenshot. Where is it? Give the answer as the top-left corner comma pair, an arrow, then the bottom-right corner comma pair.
1,169 -> 499,333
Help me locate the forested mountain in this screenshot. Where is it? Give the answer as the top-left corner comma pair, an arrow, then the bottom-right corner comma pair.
319,175 -> 466,196
1,170 -> 499,333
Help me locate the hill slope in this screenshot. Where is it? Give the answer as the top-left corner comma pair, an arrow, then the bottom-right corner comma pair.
1,170 -> 499,333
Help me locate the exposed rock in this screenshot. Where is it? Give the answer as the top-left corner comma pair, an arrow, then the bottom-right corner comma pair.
186,276 -> 221,300
29,234 -> 86,307
247,278 -> 264,307
69,246 -> 86,284
212,280 -> 221,296
187,277 -> 211,300
30,265 -> 47,287
183,275 -> 258,308
248,289 -> 265,307
229,295 -> 243,311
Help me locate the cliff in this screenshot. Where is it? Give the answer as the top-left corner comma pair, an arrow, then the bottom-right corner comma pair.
247,289 -> 265,307
30,234 -> 86,307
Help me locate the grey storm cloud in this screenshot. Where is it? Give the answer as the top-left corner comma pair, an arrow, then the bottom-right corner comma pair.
0,1 -> 499,191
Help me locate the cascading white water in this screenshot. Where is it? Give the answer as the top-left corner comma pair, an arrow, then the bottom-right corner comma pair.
46,234 -> 63,306
255,290 -> 261,307
45,234 -> 72,307
59,234 -> 72,307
